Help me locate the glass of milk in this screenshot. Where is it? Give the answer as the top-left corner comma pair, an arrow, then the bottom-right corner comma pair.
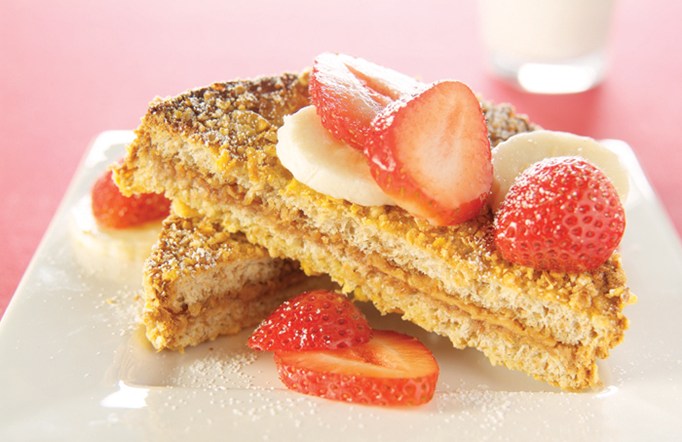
477,0 -> 615,94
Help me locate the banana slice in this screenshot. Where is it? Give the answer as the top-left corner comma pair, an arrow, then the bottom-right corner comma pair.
276,106 -> 394,207
69,196 -> 162,281
490,130 -> 630,211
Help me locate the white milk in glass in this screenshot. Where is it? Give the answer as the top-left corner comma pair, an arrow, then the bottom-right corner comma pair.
478,0 -> 614,93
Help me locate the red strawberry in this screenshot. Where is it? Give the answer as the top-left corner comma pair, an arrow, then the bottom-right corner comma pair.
309,52 -> 421,151
248,290 -> 372,351
274,330 -> 439,406
367,81 -> 492,226
91,169 -> 170,229
494,156 -> 626,272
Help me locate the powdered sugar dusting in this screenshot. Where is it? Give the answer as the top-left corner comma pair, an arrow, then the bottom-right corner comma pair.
420,383 -> 603,440
172,351 -> 258,390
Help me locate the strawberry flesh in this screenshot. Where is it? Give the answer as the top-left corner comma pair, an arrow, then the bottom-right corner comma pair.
494,156 -> 626,272
340,54 -> 422,101
91,169 -> 170,229
248,290 -> 372,351
367,81 -> 492,226
274,330 -> 439,406
309,52 -> 421,152
310,54 -> 492,226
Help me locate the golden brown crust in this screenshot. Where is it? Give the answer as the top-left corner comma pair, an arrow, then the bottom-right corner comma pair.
115,72 -> 633,389
142,213 -> 304,351
480,97 -> 540,146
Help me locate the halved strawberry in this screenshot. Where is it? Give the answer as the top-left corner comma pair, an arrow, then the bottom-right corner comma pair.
91,169 -> 170,229
248,290 -> 372,351
494,156 -> 626,272
367,81 -> 492,226
274,330 -> 439,406
309,52 -> 421,152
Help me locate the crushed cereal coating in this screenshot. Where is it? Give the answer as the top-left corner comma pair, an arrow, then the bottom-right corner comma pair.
115,72 -> 633,390
142,213 -> 304,351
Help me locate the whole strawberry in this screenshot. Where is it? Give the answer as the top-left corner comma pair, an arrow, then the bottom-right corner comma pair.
494,156 -> 626,273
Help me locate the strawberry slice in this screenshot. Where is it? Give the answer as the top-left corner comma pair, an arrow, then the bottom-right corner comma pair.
494,156 -> 626,272
91,169 -> 170,229
309,52 -> 421,151
367,81 -> 492,226
248,290 -> 372,351
274,330 -> 439,406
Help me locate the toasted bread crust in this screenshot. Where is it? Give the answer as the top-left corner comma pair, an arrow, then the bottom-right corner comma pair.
143,213 -> 304,351
116,73 -> 633,389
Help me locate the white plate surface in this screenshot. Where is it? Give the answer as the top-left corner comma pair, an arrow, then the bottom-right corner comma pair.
1,131 -> 682,441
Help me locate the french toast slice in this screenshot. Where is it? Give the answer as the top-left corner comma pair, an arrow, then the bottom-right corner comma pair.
143,212 -> 304,351
115,72 -> 634,390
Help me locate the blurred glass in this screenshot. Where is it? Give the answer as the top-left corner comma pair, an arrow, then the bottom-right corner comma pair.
478,0 -> 615,94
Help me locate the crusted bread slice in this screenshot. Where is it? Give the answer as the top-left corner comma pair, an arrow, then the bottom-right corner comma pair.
143,212 -> 304,351
115,73 -> 634,390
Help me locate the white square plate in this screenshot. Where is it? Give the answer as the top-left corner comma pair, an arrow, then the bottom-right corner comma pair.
1,131 -> 681,440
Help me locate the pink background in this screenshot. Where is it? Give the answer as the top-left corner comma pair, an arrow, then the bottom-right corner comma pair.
1,0 -> 681,317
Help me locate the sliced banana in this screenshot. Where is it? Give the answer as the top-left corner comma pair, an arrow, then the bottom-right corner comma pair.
69,196 -> 162,282
490,130 -> 630,211
276,106 -> 395,207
